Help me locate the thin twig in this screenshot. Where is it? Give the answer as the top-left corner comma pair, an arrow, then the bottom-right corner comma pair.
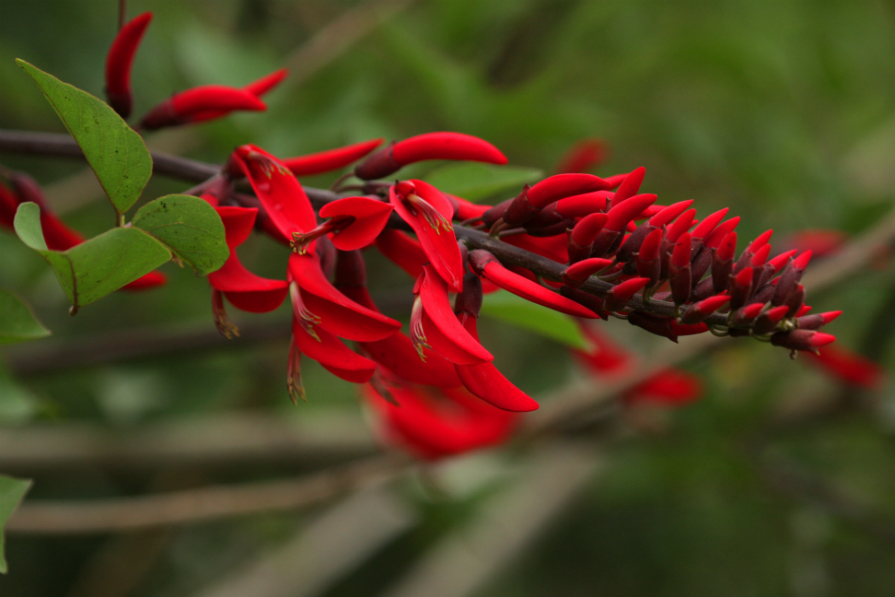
6,454 -> 407,534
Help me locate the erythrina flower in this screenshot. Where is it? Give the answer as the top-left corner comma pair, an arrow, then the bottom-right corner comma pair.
104,12 -> 153,119
187,69 -> 288,123
363,380 -> 519,460
291,196 -> 393,253
354,132 -> 507,180
390,179 -> 464,292
140,85 -> 266,130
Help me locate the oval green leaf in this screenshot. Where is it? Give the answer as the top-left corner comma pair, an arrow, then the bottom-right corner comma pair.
0,289 -> 50,345
0,474 -> 32,574
424,163 -> 543,203
14,202 -> 171,311
16,59 -> 152,215
481,290 -> 590,349
132,194 -> 228,275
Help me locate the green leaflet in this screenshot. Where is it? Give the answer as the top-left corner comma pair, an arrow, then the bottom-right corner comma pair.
14,202 -> 171,311
481,290 -> 590,349
132,195 -> 228,275
17,59 -> 152,215
0,475 -> 32,574
0,289 -> 50,345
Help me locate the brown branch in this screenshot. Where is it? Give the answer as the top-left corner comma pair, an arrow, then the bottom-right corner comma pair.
6,453 -> 407,534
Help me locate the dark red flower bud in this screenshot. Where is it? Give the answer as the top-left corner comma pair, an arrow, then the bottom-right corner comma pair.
712,231 -> 737,293
568,212 -> 608,263
680,294 -> 730,324
105,12 -> 152,119
141,85 -> 266,130
752,305 -> 790,335
665,208 -> 697,244
553,191 -> 612,218
704,217 -> 740,249
649,200 -> 695,228
562,258 -> 614,286
669,233 -> 693,305
354,132 -> 507,180
690,208 -> 729,245
729,266 -> 753,310
610,166 -> 645,208
767,249 -> 798,274
605,193 -> 657,233
606,277 -> 650,311
785,283 -> 806,317
669,321 -> 710,336
281,138 -> 383,177
554,139 -> 608,174
635,228 -> 663,284
797,310 -> 842,330
804,345 -> 883,389
770,330 -> 835,353
560,286 -> 608,320
503,174 -> 610,228
750,243 -> 771,268
730,302 -> 765,327
771,250 -> 812,306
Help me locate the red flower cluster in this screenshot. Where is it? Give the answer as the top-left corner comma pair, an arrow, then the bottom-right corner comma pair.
192,128 -> 841,459
104,12 -> 284,128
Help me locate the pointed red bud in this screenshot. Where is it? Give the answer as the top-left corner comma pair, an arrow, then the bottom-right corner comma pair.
606,277 -> 650,311
731,302 -> 765,327
680,294 -> 730,324
282,139 -> 383,177
243,68 -> 288,97
690,208 -> 729,241
562,258 -> 614,286
670,233 -> 691,270
554,191 -> 612,218
752,305 -> 791,335
750,243 -> 771,268
610,166 -> 645,207
649,200 -> 694,228
729,266 -> 753,310
570,213 -> 608,249
770,330 -> 835,353
141,85 -> 266,130
665,208 -> 697,243
712,231 -> 738,294
747,229 -> 774,253
104,12 -> 152,119
704,217 -> 740,249
767,249 -> 798,274
355,132 -> 506,180
605,193 -> 656,233
797,310 -> 842,330
635,228 -> 663,283
528,174 -> 612,209
554,139 -> 608,174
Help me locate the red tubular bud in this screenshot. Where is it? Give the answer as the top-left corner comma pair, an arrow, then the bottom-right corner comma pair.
771,250 -> 811,306
141,86 -> 266,130
554,191 -> 612,218
635,228 -> 663,283
602,172 -> 630,189
282,139 -> 383,176
750,243 -> 771,268
481,198 -> 512,228
605,193 -> 657,233
752,305 -> 790,335
690,208 -> 729,243
554,139 -> 608,174
767,249 -> 798,273
731,302 -> 765,327
704,217 -> 740,249
680,295 -> 730,324
649,199 -> 694,228
670,233 -> 691,270
628,312 -> 678,343
454,271 -> 484,318
105,12 -> 152,119
528,174 -> 611,210
785,284 -> 805,318
797,310 -> 842,330
606,277 -> 650,311
771,330 -> 836,353
669,233 -> 692,305
469,250 -> 598,318
562,258 -> 614,286
665,209 -> 697,243
243,68 -> 288,96
355,132 -> 507,180
569,213 -> 608,250
610,166 -> 645,207
615,223 -> 653,265
712,232 -> 737,293
748,229 -> 774,253
587,228 -> 621,259
689,246 -> 714,287
729,266 -> 753,310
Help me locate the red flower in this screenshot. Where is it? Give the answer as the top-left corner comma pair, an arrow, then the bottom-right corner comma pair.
104,12 -> 153,119
291,196 -> 393,253
140,85 -> 267,130
390,180 -> 464,292
187,69 -> 288,124
363,381 -> 519,460
282,138 -> 383,177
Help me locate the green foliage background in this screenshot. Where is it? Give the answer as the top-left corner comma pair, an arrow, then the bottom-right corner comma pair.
1,1 -> 894,596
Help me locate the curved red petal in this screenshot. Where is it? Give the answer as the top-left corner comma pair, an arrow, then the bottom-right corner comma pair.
283,138 -> 383,176
375,229 -> 427,278
243,68 -> 288,97
208,254 -> 288,313
292,316 -> 375,383
215,206 -> 258,248
391,132 -> 507,167
104,12 -> 153,118
527,173 -> 612,209
419,266 -> 493,363
320,196 -> 393,251
477,259 -> 598,318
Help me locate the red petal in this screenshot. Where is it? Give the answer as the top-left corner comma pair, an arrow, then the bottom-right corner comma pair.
375,229 -> 427,278
121,270 -> 167,291
455,315 -> 539,412
319,196 -> 393,251
392,132 -> 507,167
418,266 -> 493,364
554,191 -> 612,218
104,12 -> 153,118
627,368 -> 703,406
527,173 -> 612,209
804,345 -> 885,389
390,180 -> 464,292
243,68 -> 288,97
610,166 -> 645,207
208,254 -> 288,313
215,206 -> 257,248
292,316 -> 375,383
289,253 -> 400,341
232,145 -> 317,241
283,138 -> 383,177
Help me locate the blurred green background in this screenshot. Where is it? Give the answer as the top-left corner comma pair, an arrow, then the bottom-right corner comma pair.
1,0 -> 894,596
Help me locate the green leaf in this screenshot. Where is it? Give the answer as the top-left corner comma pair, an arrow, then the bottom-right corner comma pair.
0,289 -> 50,345
132,194 -> 228,275
0,475 -> 31,574
14,203 -> 171,311
424,163 -> 543,202
481,290 -> 590,350
17,59 -> 152,215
